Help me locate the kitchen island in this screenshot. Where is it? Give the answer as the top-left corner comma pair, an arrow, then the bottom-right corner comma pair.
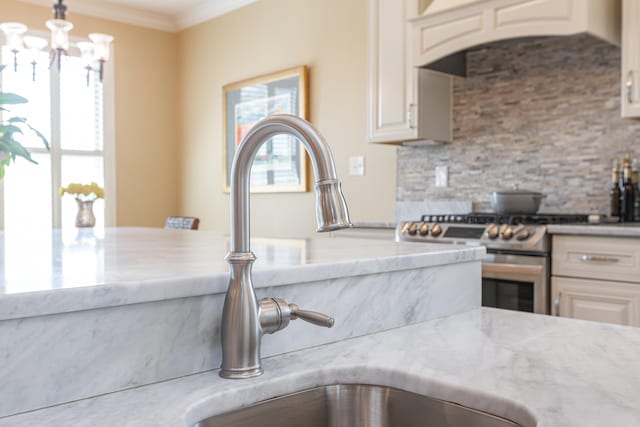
0,227 -> 484,418
2,307 -> 640,427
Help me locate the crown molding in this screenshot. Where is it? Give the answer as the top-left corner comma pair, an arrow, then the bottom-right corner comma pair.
18,0 -> 177,32
175,0 -> 259,30
18,0 -> 259,33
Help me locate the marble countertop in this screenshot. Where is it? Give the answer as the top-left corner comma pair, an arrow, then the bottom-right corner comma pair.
547,223 -> 640,237
0,227 -> 484,320
3,307 -> 639,427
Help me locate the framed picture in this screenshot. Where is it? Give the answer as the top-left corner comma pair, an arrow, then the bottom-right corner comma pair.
223,65 -> 309,193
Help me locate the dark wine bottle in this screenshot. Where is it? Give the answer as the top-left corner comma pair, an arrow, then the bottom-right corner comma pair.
622,158 -> 635,222
633,158 -> 640,221
610,159 -> 621,220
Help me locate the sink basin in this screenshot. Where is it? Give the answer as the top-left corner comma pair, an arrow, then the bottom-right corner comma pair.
193,384 -> 523,427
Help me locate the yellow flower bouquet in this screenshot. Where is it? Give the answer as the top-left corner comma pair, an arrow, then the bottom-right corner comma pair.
59,182 -> 104,201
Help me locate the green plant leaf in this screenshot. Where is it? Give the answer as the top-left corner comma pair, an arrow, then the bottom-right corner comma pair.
6,117 -> 50,150
3,139 -> 36,164
0,92 -> 28,105
27,123 -> 50,150
0,124 -> 24,138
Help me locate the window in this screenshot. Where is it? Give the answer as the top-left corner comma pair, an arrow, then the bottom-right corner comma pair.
0,42 -> 115,236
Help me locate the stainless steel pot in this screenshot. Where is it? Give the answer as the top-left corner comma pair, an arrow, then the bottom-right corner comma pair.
490,187 -> 545,215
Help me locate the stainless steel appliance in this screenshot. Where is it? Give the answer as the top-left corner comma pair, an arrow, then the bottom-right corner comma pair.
396,213 -> 593,315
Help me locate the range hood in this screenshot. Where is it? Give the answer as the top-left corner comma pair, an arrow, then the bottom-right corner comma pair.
410,0 -> 621,68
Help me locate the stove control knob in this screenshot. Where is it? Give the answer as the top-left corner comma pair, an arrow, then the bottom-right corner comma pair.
430,223 -> 443,237
486,224 -> 499,239
500,224 -> 513,240
400,222 -> 411,235
514,225 -> 530,241
408,222 -> 418,236
418,222 -> 429,236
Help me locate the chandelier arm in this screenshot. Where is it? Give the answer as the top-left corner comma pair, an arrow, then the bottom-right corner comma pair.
53,0 -> 67,20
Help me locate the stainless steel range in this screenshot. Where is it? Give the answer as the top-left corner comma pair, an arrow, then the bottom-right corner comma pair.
396,213 -> 595,315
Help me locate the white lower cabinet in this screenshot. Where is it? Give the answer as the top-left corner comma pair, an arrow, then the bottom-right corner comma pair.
551,235 -> 640,327
551,277 -> 640,326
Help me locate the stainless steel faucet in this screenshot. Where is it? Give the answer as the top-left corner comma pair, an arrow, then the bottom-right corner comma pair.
220,114 -> 352,379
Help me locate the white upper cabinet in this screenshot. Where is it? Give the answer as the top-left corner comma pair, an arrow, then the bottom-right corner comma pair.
409,0 -> 620,68
368,0 -> 453,145
622,0 -> 640,118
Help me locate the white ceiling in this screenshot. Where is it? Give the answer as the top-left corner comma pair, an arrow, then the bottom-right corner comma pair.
19,0 -> 259,32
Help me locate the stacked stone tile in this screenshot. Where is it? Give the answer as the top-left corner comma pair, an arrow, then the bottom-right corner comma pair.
397,34 -> 640,214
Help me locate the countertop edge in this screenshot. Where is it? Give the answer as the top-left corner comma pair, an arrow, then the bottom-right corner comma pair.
547,224 -> 640,237
0,242 -> 485,321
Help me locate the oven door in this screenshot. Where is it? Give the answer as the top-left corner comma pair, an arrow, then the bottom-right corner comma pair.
481,253 -> 550,314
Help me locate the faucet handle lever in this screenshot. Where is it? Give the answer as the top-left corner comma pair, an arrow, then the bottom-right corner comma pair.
289,303 -> 335,328
259,297 -> 334,334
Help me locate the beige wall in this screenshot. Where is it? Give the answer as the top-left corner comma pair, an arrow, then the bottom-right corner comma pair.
177,0 -> 397,236
2,0 -> 397,234
0,1 -> 180,227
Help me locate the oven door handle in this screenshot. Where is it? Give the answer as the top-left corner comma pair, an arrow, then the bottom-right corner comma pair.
482,262 -> 545,278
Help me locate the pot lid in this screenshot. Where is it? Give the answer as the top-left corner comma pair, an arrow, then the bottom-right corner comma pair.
493,184 -> 543,196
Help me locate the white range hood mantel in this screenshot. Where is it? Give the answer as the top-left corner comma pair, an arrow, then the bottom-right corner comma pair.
410,0 -> 621,67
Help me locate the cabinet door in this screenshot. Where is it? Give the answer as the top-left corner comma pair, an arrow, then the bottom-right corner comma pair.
552,277 -> 640,326
622,0 -> 640,118
368,0 -> 417,143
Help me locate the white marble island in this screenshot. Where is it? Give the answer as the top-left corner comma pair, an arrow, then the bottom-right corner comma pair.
2,228 -> 640,426
0,227 -> 484,418
3,308 -> 640,427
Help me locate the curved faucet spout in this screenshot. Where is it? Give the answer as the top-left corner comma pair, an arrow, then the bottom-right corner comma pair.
228,114 -> 351,253
221,114 -> 351,379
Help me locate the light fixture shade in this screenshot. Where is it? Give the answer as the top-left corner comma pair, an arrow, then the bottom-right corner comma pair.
88,33 -> 113,62
76,41 -> 95,67
46,18 -> 73,51
23,36 -> 48,62
0,22 -> 27,51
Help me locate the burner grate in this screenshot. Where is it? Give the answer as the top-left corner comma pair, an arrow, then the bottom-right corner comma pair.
420,213 -> 591,225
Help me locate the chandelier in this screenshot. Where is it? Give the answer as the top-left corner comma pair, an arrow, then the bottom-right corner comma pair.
0,0 -> 113,84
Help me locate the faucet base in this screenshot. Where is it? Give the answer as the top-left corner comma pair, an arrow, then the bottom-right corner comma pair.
219,366 -> 264,379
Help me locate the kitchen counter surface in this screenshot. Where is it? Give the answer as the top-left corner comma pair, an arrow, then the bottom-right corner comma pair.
3,307 -> 639,427
547,223 -> 640,237
0,227 -> 484,320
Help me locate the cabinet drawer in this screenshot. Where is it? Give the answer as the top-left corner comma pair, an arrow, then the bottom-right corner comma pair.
552,235 -> 640,283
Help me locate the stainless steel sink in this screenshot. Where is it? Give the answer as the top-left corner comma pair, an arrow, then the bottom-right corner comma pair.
193,384 -> 523,427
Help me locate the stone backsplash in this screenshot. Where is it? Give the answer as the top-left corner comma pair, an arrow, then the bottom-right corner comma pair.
397,34 -> 640,214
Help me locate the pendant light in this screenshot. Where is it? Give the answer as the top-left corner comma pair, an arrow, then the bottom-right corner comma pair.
0,0 -> 113,83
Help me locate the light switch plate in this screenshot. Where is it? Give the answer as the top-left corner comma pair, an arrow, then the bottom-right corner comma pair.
349,156 -> 365,176
435,166 -> 448,187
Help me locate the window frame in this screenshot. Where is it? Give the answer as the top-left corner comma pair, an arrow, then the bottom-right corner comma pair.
0,34 -> 116,229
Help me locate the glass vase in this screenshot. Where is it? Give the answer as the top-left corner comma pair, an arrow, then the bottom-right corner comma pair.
75,199 -> 96,228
